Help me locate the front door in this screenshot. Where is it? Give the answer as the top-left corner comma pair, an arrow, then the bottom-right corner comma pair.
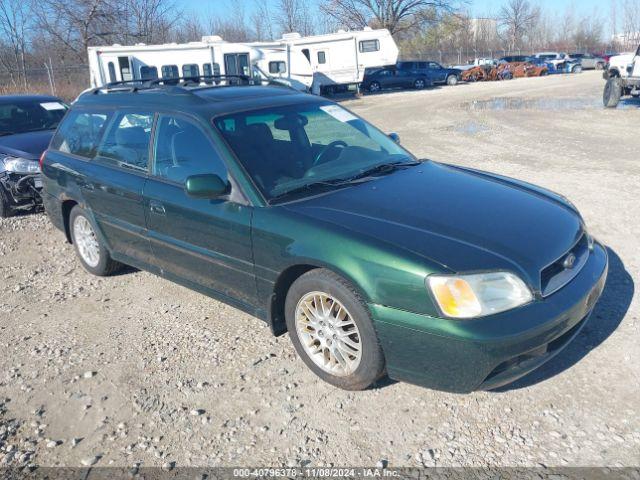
144,113 -> 256,306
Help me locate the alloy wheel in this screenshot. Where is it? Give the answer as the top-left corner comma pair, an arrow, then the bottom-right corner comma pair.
295,291 -> 362,377
73,215 -> 100,268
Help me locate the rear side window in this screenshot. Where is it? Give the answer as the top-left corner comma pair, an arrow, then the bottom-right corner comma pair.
96,112 -> 153,171
359,40 -> 380,53
317,51 -> 326,64
152,115 -> 227,184
51,111 -> 111,159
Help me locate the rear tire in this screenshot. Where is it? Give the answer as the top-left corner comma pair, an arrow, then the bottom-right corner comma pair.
413,78 -> 426,89
285,269 -> 385,390
69,205 -> 122,276
603,77 -> 622,108
446,74 -> 458,86
0,186 -> 13,219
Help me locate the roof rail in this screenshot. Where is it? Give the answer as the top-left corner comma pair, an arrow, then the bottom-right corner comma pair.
90,74 -> 291,95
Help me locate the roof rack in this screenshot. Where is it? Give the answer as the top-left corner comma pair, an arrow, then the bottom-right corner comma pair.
91,74 -> 293,95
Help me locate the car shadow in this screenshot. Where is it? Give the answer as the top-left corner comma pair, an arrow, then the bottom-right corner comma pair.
493,247 -> 633,391
618,97 -> 640,109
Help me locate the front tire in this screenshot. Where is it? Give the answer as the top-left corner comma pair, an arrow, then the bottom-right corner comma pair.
446,74 -> 458,86
603,77 -> 622,108
285,269 -> 385,390
368,81 -> 381,93
69,206 -> 121,276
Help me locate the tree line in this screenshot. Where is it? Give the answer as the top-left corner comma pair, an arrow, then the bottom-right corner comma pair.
1,0 -> 639,90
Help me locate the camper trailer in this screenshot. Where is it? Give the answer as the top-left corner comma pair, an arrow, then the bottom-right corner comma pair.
87,38 -> 314,91
251,28 -> 399,94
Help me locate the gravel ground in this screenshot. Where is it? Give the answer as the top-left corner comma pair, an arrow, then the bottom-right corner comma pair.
0,71 -> 638,470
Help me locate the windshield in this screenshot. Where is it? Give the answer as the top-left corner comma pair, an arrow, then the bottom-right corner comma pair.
0,99 -> 68,136
214,102 -> 415,201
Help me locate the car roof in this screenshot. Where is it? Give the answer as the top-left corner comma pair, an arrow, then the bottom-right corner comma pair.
74,85 -> 323,116
0,94 -> 62,103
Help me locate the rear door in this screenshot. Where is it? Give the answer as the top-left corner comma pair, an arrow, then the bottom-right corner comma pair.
88,110 -> 155,266
144,113 -> 256,306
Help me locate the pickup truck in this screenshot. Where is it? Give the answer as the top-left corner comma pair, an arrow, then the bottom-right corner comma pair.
603,46 -> 640,107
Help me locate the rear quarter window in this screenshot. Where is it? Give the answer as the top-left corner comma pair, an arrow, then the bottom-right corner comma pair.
51,110 -> 111,159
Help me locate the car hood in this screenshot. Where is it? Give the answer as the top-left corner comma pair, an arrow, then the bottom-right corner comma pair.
0,130 -> 54,161
284,162 -> 583,292
609,53 -> 634,69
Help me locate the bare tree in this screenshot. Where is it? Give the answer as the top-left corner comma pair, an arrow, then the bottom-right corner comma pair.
124,0 -> 183,44
273,0 -> 315,36
498,0 -> 540,51
0,0 -> 30,86
34,0 -> 120,61
320,0 -> 455,35
251,0 -> 275,40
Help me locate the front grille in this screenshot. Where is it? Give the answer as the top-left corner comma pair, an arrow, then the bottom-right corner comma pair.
540,233 -> 589,297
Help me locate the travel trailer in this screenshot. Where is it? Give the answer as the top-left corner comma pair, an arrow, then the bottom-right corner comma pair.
251,28 -> 399,94
87,38 -> 314,91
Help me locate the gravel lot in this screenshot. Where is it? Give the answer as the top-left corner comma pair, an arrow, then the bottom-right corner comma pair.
1,71 -> 638,470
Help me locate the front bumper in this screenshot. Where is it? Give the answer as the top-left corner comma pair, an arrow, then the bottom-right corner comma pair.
370,242 -> 608,393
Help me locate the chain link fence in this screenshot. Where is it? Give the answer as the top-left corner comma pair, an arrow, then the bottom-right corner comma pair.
0,64 -> 89,101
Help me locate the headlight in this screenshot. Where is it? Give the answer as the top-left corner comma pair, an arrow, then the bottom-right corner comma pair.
2,157 -> 40,174
427,272 -> 533,319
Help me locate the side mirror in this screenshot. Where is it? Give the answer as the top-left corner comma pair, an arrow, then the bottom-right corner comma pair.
185,174 -> 229,199
388,132 -> 401,144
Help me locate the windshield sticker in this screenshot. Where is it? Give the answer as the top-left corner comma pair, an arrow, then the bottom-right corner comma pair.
320,105 -> 357,123
40,102 -> 66,111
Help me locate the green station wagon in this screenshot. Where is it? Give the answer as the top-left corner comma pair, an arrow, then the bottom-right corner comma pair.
41,77 -> 608,392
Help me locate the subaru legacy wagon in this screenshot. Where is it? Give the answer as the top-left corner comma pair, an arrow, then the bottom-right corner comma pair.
41,77 -> 608,392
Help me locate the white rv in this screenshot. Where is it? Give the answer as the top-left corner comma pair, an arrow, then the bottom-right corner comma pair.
251,28 -> 399,94
87,37 -> 314,91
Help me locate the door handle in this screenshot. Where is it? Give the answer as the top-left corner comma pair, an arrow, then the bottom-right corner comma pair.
149,200 -> 166,215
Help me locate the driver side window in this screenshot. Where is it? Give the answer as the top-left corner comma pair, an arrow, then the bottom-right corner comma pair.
153,115 -> 227,185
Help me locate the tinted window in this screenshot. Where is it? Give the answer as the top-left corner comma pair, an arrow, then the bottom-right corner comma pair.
140,66 -> 158,79
428,62 -> 441,69
418,62 -> 427,69
161,65 -> 179,78
359,40 -> 380,53
51,111 -> 110,159
96,112 -> 153,171
182,64 -> 200,77
317,51 -> 326,64
269,61 -> 286,74
153,115 -> 226,184
0,99 -> 68,136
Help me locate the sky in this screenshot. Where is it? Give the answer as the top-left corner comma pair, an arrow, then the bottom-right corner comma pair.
180,0 -> 612,34
180,0 -> 609,17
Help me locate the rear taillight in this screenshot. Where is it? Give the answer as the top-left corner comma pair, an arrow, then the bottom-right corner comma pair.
39,150 -> 47,171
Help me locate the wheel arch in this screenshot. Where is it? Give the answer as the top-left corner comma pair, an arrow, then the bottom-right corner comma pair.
61,199 -> 79,243
267,261 -> 373,337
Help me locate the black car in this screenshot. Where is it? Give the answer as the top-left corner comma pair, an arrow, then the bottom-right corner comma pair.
361,66 -> 430,93
396,61 -> 461,86
0,95 -> 68,217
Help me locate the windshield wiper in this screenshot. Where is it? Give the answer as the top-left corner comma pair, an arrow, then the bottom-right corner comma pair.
343,160 -> 420,183
269,179 -> 349,203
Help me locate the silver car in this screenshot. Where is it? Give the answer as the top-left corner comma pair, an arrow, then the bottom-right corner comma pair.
569,53 -> 606,70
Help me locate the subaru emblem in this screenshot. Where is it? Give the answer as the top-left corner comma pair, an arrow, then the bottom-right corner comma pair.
563,253 -> 576,269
